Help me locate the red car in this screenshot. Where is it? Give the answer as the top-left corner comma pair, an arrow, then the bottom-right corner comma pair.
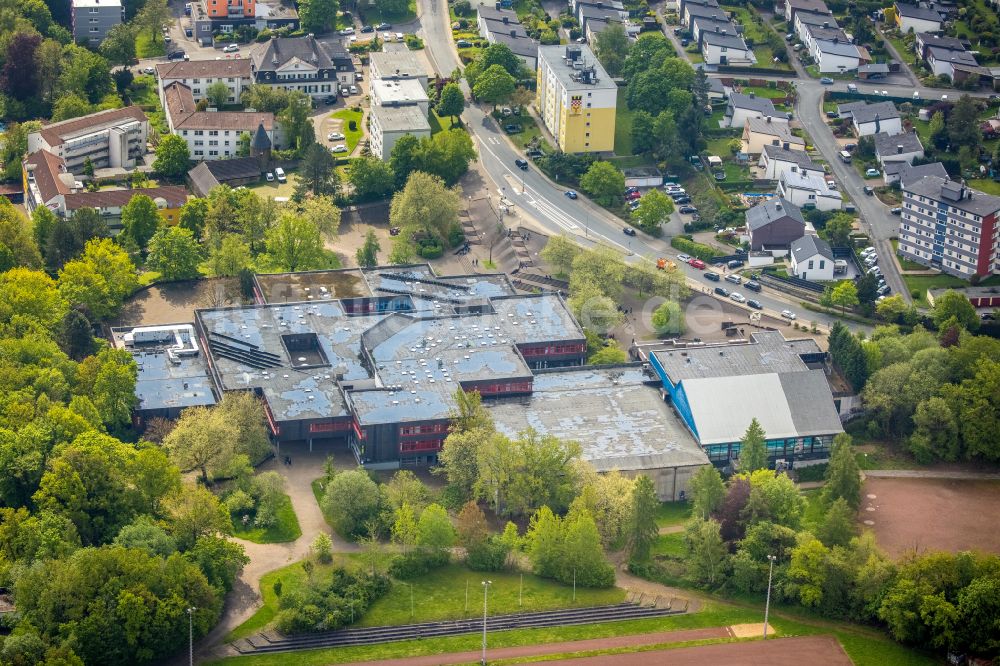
626,190 -> 642,201
688,258 -> 706,270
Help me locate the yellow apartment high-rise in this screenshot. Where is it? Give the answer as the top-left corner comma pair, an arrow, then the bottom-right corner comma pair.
536,45 -> 617,153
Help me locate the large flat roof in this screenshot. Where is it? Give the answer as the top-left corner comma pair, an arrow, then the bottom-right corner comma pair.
652,331 -> 821,383
537,45 -> 616,92
488,366 -> 709,469
363,264 -> 517,304
255,268 -> 371,303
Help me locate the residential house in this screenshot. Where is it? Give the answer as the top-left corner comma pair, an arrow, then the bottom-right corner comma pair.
915,32 -> 967,60
894,2 -> 943,33
249,35 -> 355,100
741,116 -> 804,154
571,0 -> 626,20
813,38 -> 867,72
679,0 -> 718,25
700,28 -> 756,66
156,59 -> 254,106
926,46 -> 987,84
758,144 -> 823,181
690,13 -> 732,42
477,5 -> 530,42
489,31 -> 539,70
71,0 -> 122,45
369,51 -> 429,90
746,197 -> 808,251
883,159 -> 948,186
23,150 -> 186,227
793,10 -> 838,44
28,107 -> 149,174
536,45 -> 617,153
578,4 -> 637,36
899,176 -> 1000,277
191,0 -> 298,46
706,76 -> 730,100
369,105 -> 432,160
784,0 -> 829,25
778,168 -> 842,211
187,157 -> 263,197
837,101 -> 901,137
370,79 -> 430,115
873,130 -> 924,167
800,22 -> 848,54
585,16 -> 628,42
162,82 -> 279,160
725,92 -> 783,128
790,234 -> 835,280
684,2 -> 729,27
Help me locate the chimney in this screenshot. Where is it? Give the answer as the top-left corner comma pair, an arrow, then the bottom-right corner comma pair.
502,15 -> 508,23
749,91 -> 755,98
510,29 -> 516,36
783,141 -> 789,149
897,144 -> 903,153
823,21 -> 829,28
766,115 -> 771,123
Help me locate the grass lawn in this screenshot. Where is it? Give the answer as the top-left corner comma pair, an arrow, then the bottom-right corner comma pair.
654,501 -> 692,527
686,47 -> 704,63
361,0 -> 416,25
739,85 -> 788,100
505,114 -> 553,153
330,108 -> 363,152
705,136 -> 737,157
724,6 -> 766,42
885,34 -> 917,66
823,101 -> 839,114
801,489 -> 825,530
614,87 -> 634,156
968,178 -> 1000,196
310,478 -> 336,530
429,110 -> 459,134
231,494 -> 302,544
902,273 -> 972,306
890,239 -> 929,271
135,31 -> 166,58
651,533 -> 686,558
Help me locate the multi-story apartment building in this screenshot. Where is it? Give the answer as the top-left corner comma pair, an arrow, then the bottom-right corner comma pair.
27,107 -> 148,174
156,59 -> 253,105
191,0 -> 299,46
536,45 -> 616,153
162,82 -> 279,160
898,176 -> 1000,278
249,35 -> 355,99
71,0 -> 122,45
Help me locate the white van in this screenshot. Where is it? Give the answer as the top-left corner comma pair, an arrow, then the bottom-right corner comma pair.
847,83 -> 858,92
839,150 -> 852,163
274,167 -> 287,183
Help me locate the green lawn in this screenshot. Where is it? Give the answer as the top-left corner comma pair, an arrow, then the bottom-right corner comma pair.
614,87 -> 634,156
885,34 -> 917,66
902,273 -> 972,306
654,501 -> 692,527
128,75 -> 169,136
429,109 -> 459,134
231,494 -> 302,544
890,239 -> 929,271
330,108 -> 364,152
651,533 -> 686,558
967,178 -> 1000,196
310,478 -> 336,530
739,85 -> 788,100
505,114 -> 551,153
135,31 -> 166,58
361,0 -> 416,24
801,489 -> 826,531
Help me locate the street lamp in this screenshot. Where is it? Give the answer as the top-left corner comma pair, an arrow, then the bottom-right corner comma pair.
187,607 -> 196,666
481,580 -> 492,665
401,582 -> 414,621
763,555 -> 777,639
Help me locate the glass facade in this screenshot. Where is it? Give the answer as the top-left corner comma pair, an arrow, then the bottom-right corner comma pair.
704,435 -> 833,466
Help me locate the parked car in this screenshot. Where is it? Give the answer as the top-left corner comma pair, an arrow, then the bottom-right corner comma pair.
623,227 -> 637,236
863,186 -> 875,195
680,38 -> 689,47
672,195 -> 691,204
456,39 -> 472,48
820,77 -> 834,84
340,27 -> 355,35
376,22 -> 391,29
626,190 -> 642,201
747,299 -> 763,310
361,25 -> 374,32
826,110 -> 838,118
730,292 -> 746,303
865,168 -> 881,177
727,259 -> 744,269
676,253 -> 691,262
714,286 -> 730,297
395,32 -> 404,41
625,186 -> 640,195
323,95 -> 336,105
679,205 -> 698,214
689,258 -> 706,269
890,207 -> 901,215
504,124 -> 522,134
744,280 -> 761,292
781,309 -> 797,320
628,200 -> 641,211
877,285 -> 891,296
167,50 -> 186,60
350,85 -> 359,95
331,144 -> 348,153
564,190 -> 578,199
265,172 -> 274,182
142,66 -> 155,75
515,158 -> 528,170
185,28 -> 192,37
704,272 -> 720,282
328,131 -> 345,140
274,167 -> 286,183
223,44 -> 239,53
725,274 -> 741,285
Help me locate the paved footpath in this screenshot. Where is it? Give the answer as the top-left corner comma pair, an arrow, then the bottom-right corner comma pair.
339,627 -> 730,666
865,470 -> 1000,480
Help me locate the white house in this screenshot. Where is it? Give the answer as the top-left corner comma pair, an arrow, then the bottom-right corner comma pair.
683,0 -> 723,28
369,104 -> 431,160
790,235 -> 835,281
801,22 -> 847,53
700,29 -> 756,66
838,101 -> 901,137
370,79 -> 430,115
784,0 -> 829,24
162,82 -> 279,160
741,116 -> 803,154
724,92 -> 782,128
813,38 -> 866,72
690,13 -> 731,42
778,169 -> 842,211
156,59 -> 253,106
883,160 -> 948,186
248,35 -> 355,100
794,9 -> 838,44
758,144 -> 823,181
894,2 -> 943,34
926,46 -> 986,84
874,130 -> 924,167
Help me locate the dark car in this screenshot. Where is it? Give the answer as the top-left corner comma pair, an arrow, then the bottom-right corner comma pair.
714,286 -> 730,297
376,22 -> 391,29
826,110 -> 838,118
625,186 -> 640,195
565,190 -> 578,199
323,95 -> 336,104
680,38 -> 689,47
704,272 -> 720,282
727,259 -> 744,269
167,50 -> 186,60
890,207 -> 901,215
744,280 -> 761,292
504,124 -> 522,134
672,195 -> 691,204
185,28 -> 193,37
361,25 -> 374,33
514,158 -> 528,170
525,148 -> 543,159
679,205 -> 698,214
623,227 -> 637,236
864,186 -> 874,195
747,299 -> 763,310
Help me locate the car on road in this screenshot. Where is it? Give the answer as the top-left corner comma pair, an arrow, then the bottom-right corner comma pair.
820,77 -> 834,84
863,185 -> 875,195
623,227 -> 636,236
376,22 -> 391,29
865,168 -> 881,177
331,144 -> 348,153
222,44 -> 239,53
676,253 -> 691,262
142,66 -> 155,75
328,131 -> 345,140
747,299 -> 763,310
564,190 -> 578,199
679,205 -> 697,214
744,280 -> 761,292
890,207 -> 901,215
265,172 -> 274,182
274,167 -> 286,183
340,27 -> 355,35
714,287 -> 730,297
626,190 -> 642,201
689,258 -> 706,269
383,32 -> 393,41
704,272 -> 720,282
730,292 -> 746,303
781,309 -> 797,320
724,274 -> 741,285
514,158 -> 528,170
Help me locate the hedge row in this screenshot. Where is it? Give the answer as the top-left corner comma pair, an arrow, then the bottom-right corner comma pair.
670,235 -> 725,260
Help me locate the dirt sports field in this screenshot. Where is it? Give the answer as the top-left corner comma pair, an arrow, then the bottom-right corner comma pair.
862,477 -> 1000,558
536,636 -> 852,665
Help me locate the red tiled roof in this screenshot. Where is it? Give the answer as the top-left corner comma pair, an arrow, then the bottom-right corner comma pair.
64,186 -> 189,211
37,107 -> 148,147
24,150 -> 72,204
163,82 -> 274,132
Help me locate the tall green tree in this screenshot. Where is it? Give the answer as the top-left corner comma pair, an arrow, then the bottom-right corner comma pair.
822,433 -> 862,508
631,189 -> 674,234
932,290 -> 980,332
472,64 -> 516,109
295,142 -> 340,198
121,194 -> 161,252
579,161 -> 624,207
948,95 -> 982,151
561,508 -> 615,587
829,280 -> 860,315
153,135 -> 191,179
593,23 -> 630,77
348,156 -> 395,200
264,212 -> 326,272
627,475 -> 659,562
437,82 -> 465,122
205,81 -> 232,109
684,518 -> 729,587
737,418 -> 768,473
389,171 -> 461,246
689,466 -> 725,520
355,229 -> 381,267
146,226 -> 202,281
299,0 -> 338,34
321,470 -> 382,538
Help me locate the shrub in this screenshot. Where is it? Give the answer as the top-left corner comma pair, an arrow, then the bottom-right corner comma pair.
669,235 -> 722,261
467,538 -> 511,571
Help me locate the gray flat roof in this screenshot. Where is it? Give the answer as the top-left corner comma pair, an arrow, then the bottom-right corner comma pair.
363,264 -> 516,303
132,350 -> 217,412
729,92 -> 778,115
256,268 -> 371,303
371,104 -> 432,132
369,50 -> 426,78
653,331 -> 821,383
488,366 -> 709,469
538,45 -> 616,91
